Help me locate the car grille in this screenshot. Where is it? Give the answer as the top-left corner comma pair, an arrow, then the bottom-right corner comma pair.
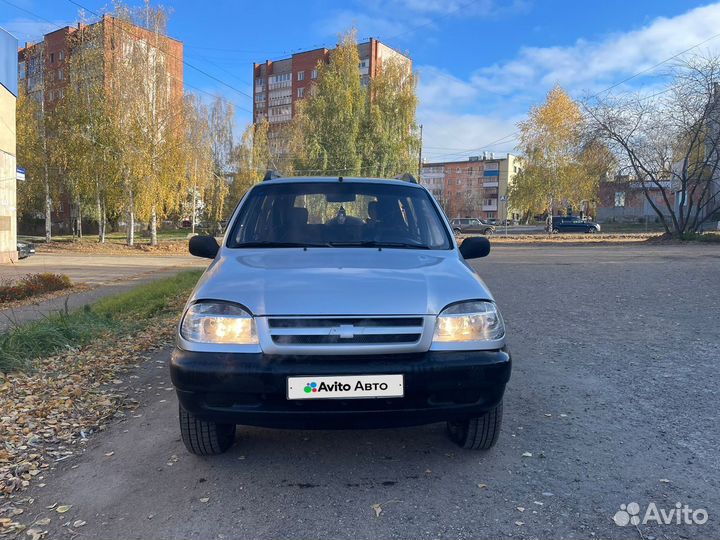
267,317 -> 424,346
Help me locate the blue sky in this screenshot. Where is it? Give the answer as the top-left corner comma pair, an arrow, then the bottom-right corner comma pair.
3,0 -> 720,161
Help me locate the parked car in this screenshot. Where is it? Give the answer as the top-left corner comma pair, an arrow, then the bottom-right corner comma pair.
450,217 -> 495,235
16,241 -> 35,259
546,216 -> 601,234
172,175 -> 511,455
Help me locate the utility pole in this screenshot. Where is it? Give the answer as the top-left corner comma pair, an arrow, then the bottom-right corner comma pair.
418,124 -> 423,178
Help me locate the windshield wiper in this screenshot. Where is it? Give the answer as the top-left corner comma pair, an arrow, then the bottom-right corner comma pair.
234,241 -> 331,248
328,241 -> 430,250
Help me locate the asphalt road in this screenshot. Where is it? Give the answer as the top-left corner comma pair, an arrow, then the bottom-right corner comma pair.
1,253 -> 204,285
18,244 -> 720,539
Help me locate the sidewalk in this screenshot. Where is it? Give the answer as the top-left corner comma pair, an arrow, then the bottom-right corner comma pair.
0,267 -> 201,333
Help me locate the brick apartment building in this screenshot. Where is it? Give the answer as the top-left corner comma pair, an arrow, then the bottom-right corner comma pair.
17,15 -> 183,233
597,175 -> 676,223
252,38 -> 411,159
0,27 -> 18,263
421,153 -> 522,221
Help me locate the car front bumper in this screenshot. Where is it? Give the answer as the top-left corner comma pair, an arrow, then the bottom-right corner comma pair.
170,348 -> 511,429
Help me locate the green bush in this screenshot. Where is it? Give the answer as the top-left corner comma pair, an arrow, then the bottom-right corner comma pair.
0,273 -> 72,303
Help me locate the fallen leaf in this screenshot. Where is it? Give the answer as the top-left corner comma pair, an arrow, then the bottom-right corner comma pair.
477,483 -> 488,489
544,413 -> 552,417
517,507 -> 525,512
25,528 -> 46,540
559,413 -> 568,417
515,521 -> 524,526
533,501 -> 544,506
659,478 -> 671,483
73,520 -> 86,528
104,452 -> 114,457
34,518 -> 51,526
371,503 -> 382,517
521,452 -> 533,458
45,504 -> 56,510
199,497 -> 209,503
55,505 -> 72,513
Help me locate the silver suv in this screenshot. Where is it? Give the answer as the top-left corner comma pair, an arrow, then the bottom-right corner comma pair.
172,175 -> 511,455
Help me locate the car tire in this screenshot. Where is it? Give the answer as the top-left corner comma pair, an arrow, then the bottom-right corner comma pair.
453,227 -> 462,234
446,401 -> 503,450
484,228 -> 494,235
179,404 -> 236,456
587,228 -> 597,234
551,228 -> 560,234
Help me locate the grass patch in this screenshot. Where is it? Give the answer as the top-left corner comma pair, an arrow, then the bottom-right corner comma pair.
0,270 -> 202,373
0,273 -> 72,304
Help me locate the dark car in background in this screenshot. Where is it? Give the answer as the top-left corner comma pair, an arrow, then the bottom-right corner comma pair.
546,216 -> 601,234
450,218 -> 495,235
17,241 -> 35,259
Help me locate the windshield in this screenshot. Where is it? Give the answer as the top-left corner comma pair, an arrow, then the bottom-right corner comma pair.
228,181 -> 452,249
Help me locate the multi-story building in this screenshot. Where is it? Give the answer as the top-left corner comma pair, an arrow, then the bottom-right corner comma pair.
421,153 -> 522,221
597,174 -> 675,223
0,27 -> 18,263
16,15 -> 183,233
253,38 -> 411,158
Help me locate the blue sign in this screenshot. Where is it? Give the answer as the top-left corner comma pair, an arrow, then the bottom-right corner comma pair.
16,167 -> 26,181
483,169 -> 500,177
0,27 -> 18,97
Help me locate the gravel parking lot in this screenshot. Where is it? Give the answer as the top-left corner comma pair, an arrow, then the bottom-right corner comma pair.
17,243 -> 720,539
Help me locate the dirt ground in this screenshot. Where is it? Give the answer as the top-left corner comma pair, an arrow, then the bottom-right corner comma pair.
4,243 -> 719,539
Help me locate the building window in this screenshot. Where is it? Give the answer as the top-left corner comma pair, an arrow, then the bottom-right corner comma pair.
297,71 -> 305,81
57,69 -> 64,81
614,192 -> 626,207
311,69 -> 318,79
59,50 -> 64,61
297,87 -> 304,98
50,52 -> 55,63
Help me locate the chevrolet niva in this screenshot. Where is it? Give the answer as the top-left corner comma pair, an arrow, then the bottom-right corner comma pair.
171,174 -> 511,455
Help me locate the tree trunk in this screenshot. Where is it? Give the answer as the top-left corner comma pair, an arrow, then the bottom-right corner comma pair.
100,202 -> 106,243
76,201 -> 83,239
127,188 -> 135,247
150,205 -> 158,246
96,190 -> 103,243
44,179 -> 52,243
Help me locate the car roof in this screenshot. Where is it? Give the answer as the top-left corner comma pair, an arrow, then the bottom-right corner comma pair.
260,176 -> 424,189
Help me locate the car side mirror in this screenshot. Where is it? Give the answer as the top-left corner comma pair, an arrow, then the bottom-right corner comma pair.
459,236 -> 490,259
189,235 -> 219,259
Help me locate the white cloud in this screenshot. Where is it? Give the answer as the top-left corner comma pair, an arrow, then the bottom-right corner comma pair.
0,18 -> 72,43
416,66 -> 478,109
417,3 -> 720,159
316,0 -> 531,41
473,3 -> 720,95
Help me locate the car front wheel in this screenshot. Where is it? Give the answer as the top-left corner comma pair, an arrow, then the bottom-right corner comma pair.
179,404 -> 236,456
446,401 -> 503,450
453,227 -> 462,234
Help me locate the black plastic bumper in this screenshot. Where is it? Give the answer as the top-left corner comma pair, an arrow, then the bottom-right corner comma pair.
170,348 -> 511,429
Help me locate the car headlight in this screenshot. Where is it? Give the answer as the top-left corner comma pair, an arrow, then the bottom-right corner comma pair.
180,302 -> 258,344
433,301 -> 505,343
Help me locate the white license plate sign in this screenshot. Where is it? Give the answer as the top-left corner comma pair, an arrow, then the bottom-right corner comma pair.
287,375 -> 404,400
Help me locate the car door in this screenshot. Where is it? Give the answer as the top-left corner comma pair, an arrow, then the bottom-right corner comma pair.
467,219 -> 483,234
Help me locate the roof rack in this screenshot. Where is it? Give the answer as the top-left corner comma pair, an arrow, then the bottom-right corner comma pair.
263,170 -> 282,182
394,172 -> 418,184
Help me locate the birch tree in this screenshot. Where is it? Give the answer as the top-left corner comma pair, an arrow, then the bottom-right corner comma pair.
588,54 -> 720,236
511,86 -> 609,221
290,30 -> 365,176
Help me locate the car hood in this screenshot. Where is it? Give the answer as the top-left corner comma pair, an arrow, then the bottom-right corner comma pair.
190,248 -> 493,316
